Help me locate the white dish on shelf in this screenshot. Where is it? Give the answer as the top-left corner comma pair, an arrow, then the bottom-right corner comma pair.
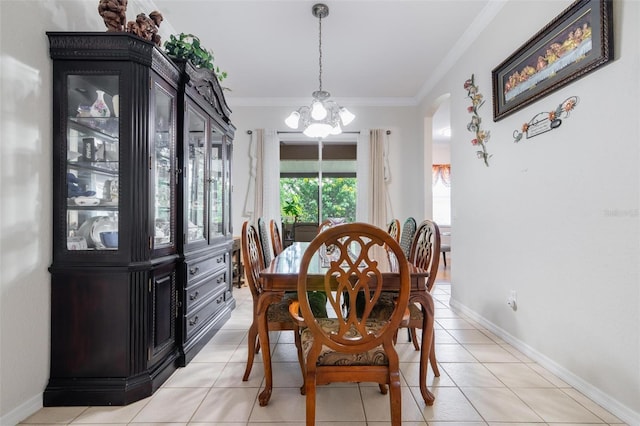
74,196 -> 100,206
77,216 -> 117,248
67,236 -> 88,250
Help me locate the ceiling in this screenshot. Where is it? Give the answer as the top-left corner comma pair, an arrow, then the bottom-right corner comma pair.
151,0 -> 504,108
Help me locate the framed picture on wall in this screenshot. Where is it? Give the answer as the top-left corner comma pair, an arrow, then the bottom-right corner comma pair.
491,0 -> 613,121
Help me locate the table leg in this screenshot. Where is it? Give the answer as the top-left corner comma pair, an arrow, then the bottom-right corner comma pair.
412,292 -> 436,406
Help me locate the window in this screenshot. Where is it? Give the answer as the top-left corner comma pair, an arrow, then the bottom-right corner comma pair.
432,164 -> 451,226
280,141 -> 357,223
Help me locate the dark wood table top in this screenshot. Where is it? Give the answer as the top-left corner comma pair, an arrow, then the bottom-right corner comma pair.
261,242 -> 429,291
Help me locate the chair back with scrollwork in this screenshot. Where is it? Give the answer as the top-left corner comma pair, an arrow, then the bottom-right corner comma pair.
409,219 -> 441,292
387,219 -> 401,242
241,221 -> 265,299
269,219 -> 284,256
292,222 -> 410,425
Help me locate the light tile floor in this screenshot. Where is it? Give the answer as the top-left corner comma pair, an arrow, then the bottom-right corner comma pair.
20,264 -> 626,425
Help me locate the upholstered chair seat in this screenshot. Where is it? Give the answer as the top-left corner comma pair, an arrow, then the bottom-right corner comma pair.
299,318 -> 391,366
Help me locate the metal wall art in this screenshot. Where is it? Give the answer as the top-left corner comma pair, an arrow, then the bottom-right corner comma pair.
464,74 -> 491,167
513,96 -> 579,142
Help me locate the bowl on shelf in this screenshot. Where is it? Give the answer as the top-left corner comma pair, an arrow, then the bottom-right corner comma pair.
99,231 -> 118,248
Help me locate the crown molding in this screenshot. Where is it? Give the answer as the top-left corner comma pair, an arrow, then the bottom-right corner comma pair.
228,96 -> 419,108
416,0 -> 507,102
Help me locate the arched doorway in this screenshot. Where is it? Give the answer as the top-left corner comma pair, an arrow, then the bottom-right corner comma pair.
424,94 -> 451,268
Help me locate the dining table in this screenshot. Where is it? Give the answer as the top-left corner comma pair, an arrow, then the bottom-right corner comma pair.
256,241 -> 436,407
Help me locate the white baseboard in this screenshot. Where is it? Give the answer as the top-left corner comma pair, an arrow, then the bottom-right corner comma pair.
449,299 -> 639,426
0,393 -> 42,426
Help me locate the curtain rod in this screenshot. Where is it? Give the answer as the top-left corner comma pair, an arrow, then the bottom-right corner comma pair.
246,130 -> 391,135
276,130 -> 362,135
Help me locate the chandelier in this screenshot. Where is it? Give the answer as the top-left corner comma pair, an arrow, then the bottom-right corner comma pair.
284,3 -> 355,138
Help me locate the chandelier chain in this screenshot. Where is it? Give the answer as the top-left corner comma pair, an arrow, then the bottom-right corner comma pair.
284,3 -> 355,138
318,12 -> 323,92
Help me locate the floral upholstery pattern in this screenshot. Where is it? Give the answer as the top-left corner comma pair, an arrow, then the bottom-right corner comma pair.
266,293 -> 298,322
408,302 -> 423,321
300,318 -> 390,366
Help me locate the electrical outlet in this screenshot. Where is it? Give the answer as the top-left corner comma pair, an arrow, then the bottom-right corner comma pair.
507,290 -> 517,310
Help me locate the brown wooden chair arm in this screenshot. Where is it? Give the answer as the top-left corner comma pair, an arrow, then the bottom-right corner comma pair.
288,300 -> 306,326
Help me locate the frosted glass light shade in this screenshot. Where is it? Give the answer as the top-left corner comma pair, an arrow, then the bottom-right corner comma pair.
339,107 -> 355,125
285,111 -> 300,129
303,122 -> 333,138
310,100 -> 327,120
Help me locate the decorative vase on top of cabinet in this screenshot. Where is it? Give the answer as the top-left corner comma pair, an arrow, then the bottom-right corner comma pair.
45,32 -> 234,406
175,58 -> 236,366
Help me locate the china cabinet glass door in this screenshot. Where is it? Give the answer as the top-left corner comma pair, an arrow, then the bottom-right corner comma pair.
209,128 -> 224,240
223,139 -> 232,236
65,74 -> 119,251
186,106 -> 207,244
152,81 -> 175,248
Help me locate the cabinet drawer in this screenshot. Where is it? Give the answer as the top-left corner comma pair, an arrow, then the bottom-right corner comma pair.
184,270 -> 227,312
185,253 -> 226,284
185,287 -> 226,339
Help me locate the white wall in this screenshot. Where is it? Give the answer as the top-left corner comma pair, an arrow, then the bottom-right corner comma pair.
2,0 -> 638,424
0,1 -> 170,424
228,105 -> 427,235
420,0 -> 640,422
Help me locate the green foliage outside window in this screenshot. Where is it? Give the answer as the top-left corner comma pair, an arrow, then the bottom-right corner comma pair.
280,177 -> 356,223
321,177 -> 356,222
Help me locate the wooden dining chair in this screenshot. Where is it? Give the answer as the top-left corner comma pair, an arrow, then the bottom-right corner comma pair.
317,219 -> 332,233
399,217 -> 417,259
289,223 -> 411,426
405,219 -> 441,375
370,219 -> 441,375
398,217 -> 418,341
240,221 -> 304,383
269,219 -> 283,256
387,218 -> 401,242
257,217 -> 272,266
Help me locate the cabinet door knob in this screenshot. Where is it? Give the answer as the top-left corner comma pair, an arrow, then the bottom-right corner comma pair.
189,266 -> 199,275
189,316 -> 199,326
189,291 -> 199,301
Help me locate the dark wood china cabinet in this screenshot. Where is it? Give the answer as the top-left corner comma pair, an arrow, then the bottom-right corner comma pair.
45,32 -> 235,406
174,58 -> 235,365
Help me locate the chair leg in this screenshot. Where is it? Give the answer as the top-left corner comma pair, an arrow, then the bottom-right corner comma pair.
306,371 -> 317,426
429,333 -> 440,377
378,383 -> 388,394
410,327 -> 420,351
243,322 -> 258,381
294,326 -> 306,395
442,251 -> 447,267
389,375 -> 402,426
